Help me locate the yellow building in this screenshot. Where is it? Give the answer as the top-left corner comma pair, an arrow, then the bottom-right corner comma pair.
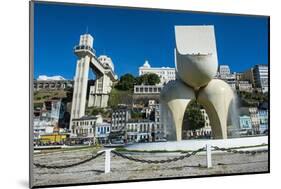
39,133 -> 69,144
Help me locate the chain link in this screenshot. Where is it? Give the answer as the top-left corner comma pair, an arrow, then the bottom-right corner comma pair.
111,148 -> 205,164
33,151 -> 105,169
212,146 -> 268,155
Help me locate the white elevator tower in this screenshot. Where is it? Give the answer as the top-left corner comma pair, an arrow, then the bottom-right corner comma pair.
70,34 -> 117,130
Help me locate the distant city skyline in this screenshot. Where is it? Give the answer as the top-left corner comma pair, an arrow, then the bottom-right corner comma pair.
34,2 -> 269,80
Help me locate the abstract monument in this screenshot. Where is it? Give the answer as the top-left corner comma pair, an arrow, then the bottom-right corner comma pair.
161,26 -> 234,141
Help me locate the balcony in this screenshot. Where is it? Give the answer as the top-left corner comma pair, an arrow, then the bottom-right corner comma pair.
74,45 -> 95,55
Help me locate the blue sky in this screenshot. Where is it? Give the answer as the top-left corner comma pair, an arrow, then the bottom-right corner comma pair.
34,2 -> 269,80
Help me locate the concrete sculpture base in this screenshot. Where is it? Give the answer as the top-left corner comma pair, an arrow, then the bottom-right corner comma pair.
161,80 -> 195,140
197,79 -> 234,139
160,25 -> 235,141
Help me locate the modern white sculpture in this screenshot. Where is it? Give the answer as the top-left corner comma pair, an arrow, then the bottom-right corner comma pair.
161,26 -> 234,141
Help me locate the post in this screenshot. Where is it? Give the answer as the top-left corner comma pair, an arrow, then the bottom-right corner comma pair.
206,144 -> 212,168
98,149 -> 113,174
104,149 -> 111,173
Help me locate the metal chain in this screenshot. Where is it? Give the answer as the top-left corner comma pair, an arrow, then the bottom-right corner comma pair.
33,151 -> 105,169
111,148 -> 205,164
33,145 -> 267,169
212,146 -> 268,155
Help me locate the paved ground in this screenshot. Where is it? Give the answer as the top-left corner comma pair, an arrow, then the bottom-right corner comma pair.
32,148 -> 268,187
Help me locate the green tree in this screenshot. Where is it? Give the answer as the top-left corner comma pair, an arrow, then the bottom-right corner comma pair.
108,88 -> 133,108
183,101 -> 205,131
131,110 -> 144,120
237,90 -> 268,107
138,73 -> 160,85
115,73 -> 135,91
91,108 -> 100,116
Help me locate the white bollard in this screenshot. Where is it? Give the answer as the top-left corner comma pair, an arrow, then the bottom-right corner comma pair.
206,144 -> 212,168
104,149 -> 111,174
98,149 -> 113,174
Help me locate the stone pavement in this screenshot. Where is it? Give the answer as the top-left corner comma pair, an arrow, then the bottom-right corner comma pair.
32,148 -> 268,187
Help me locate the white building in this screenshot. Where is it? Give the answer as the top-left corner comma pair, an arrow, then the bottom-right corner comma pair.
126,120 -> 152,142
33,99 -> 67,137
95,122 -> 111,143
126,100 -> 165,143
138,60 -> 176,85
248,107 -> 260,133
111,107 -> 131,132
33,118 -> 55,140
126,119 -> 165,142
237,80 -> 253,92
71,115 -> 111,144
218,65 -> 231,79
71,115 -> 102,138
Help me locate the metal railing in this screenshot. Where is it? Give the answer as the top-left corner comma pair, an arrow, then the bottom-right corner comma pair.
74,45 -> 95,54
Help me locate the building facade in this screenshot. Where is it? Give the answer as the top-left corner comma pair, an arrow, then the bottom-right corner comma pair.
126,119 -> 165,142
126,120 -> 152,142
33,99 -> 68,135
241,68 -> 255,85
111,107 -> 131,132
253,64 -> 268,93
71,115 -> 102,141
248,107 -> 260,133
235,72 -> 243,81
241,65 -> 268,93
218,65 -> 231,78
239,115 -> 252,130
71,115 -> 111,144
138,60 -> 176,85
258,110 -> 268,133
95,122 -> 111,144
237,80 -> 253,92
134,85 -> 163,95
34,76 -> 73,91
148,100 -> 164,140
